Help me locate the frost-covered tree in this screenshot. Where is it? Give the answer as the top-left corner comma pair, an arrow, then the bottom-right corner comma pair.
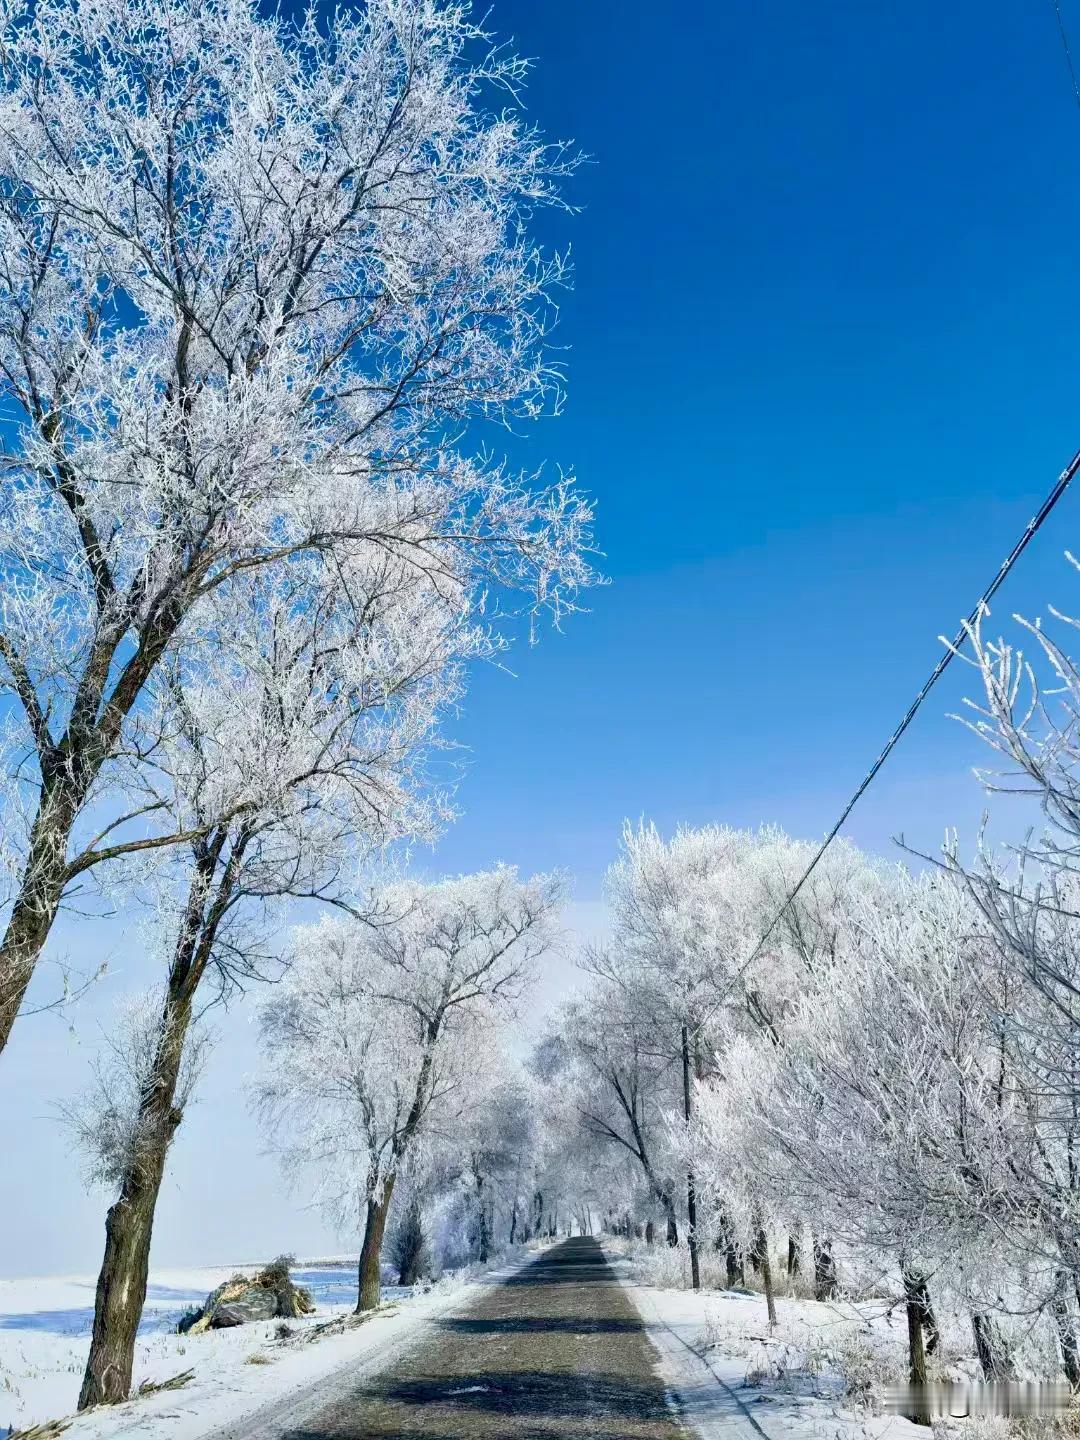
73,552 -> 469,1407
62,986 -> 212,1196
555,980 -> 684,1242
389,1190 -> 431,1287
692,869 -> 1033,1385
254,866 -> 562,1311
457,1066 -> 541,1258
388,1048 -> 543,1266
583,823 -> 868,1282
936,582 -> 1080,1380
0,0 -> 595,1058
582,824 -> 765,1259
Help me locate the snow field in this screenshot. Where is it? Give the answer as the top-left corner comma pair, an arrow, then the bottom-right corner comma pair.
0,1255 -> 534,1439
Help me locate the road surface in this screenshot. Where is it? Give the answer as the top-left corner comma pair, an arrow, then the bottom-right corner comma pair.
279,1237 -> 692,1439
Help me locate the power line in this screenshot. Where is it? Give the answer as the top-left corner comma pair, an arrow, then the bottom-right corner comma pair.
671,441 -> 1080,1064
1051,0 -> 1080,113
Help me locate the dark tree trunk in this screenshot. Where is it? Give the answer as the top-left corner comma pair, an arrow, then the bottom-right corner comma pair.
727,1241 -> 744,1288
1052,1270 -> 1080,1389
813,1235 -> 838,1301
664,1206 -> 678,1247
0,603 -> 190,1062
79,996 -> 192,1407
645,1219 -> 655,1245
972,1312 -> 1012,1382
509,1198 -> 518,1246
78,835 -> 241,1410
684,1174 -> 699,1284
909,1273 -> 939,1356
787,1233 -> 801,1275
474,1166 -> 490,1262
903,1269 -> 932,1426
715,1208 -> 743,1287
681,1023 -> 701,1290
358,1015 -> 440,1309
394,1196 -> 427,1287
357,1177 -> 396,1312
756,1222 -> 777,1327
0,781 -> 80,1054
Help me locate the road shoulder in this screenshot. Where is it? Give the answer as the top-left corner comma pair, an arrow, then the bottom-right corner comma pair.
610,1260 -> 771,1440
610,1252 -> 928,1440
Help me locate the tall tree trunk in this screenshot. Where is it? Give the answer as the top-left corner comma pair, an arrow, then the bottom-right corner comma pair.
664,1200 -> 679,1247
0,605 -> 188,1062
903,1269 -> 932,1426
756,1221 -> 777,1327
787,1232 -> 801,1276
716,1208 -> 743,1287
1052,1270 -> 1080,1389
645,1218 -> 655,1245
396,1197 -> 426,1286
474,1165 -> 490,1262
971,1312 -> 1012,1382
356,1011 -> 440,1312
909,1272 -> 940,1356
0,781 -> 80,1053
680,1023 -> 701,1290
79,994 -> 192,1407
78,834 -> 242,1411
357,1176 -> 396,1313
727,1240 -> 744,1288
813,1235 -> 838,1301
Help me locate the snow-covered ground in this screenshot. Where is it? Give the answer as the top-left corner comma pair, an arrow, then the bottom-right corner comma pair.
609,1248 -> 929,1440
2,1242 -> 960,1440
0,1256 -> 504,1439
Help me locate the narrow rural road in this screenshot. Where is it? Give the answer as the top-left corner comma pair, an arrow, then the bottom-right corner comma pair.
282,1237 -> 692,1439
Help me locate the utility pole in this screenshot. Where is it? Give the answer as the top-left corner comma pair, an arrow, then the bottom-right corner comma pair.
681,1022 -> 701,1291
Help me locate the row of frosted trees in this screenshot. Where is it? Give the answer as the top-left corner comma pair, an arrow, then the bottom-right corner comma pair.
0,0 -> 595,1413
544,578 -> 1080,1400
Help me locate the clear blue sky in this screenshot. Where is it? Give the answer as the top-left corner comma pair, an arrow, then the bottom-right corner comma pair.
5,0 -> 1080,1275
427,0 -> 1080,886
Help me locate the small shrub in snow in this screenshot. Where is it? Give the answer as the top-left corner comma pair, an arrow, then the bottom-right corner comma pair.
622,1237 -> 769,1293
828,1326 -> 905,1414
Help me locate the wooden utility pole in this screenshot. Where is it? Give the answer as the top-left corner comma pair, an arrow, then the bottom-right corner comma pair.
681,1023 -> 701,1291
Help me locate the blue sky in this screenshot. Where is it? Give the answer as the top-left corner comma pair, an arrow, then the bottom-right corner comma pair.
427,0 -> 1080,885
5,0 -> 1080,1275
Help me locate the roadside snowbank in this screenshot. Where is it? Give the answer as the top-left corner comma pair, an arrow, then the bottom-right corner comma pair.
0,1252 -> 535,1439
609,1249 -> 926,1440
